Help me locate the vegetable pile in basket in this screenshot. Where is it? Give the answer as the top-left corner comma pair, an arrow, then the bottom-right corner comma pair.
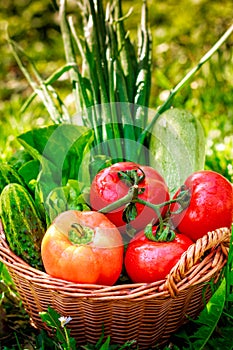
1,0 -> 233,287
0,161 -> 232,286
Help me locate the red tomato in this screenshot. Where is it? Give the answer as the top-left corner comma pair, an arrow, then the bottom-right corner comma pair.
90,162 -> 169,232
171,170 -> 233,241
41,210 -> 124,285
124,228 -> 193,283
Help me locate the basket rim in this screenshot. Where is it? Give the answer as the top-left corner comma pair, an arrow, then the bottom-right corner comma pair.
0,223 -> 230,300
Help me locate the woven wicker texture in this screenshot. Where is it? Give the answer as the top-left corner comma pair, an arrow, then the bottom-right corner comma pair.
0,224 -> 230,349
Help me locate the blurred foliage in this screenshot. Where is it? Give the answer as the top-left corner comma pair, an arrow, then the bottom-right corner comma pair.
0,0 -> 232,180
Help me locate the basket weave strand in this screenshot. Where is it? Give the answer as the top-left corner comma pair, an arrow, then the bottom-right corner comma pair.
164,227 -> 230,297
0,224 -> 230,349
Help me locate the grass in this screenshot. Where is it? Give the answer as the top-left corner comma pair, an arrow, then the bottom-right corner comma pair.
0,0 -> 233,348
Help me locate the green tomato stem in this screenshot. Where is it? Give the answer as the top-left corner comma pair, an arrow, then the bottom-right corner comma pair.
99,184 -> 190,224
97,165 -> 191,241
98,185 -> 140,213
68,223 -> 94,245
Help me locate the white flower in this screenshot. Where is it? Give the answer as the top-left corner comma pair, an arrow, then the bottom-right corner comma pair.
58,316 -> 72,328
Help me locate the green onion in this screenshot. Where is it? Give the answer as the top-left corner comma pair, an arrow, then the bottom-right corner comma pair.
8,0 -> 233,166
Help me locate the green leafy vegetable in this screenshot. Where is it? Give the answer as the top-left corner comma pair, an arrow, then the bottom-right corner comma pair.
18,124 -> 93,183
17,124 -> 94,224
45,179 -> 90,224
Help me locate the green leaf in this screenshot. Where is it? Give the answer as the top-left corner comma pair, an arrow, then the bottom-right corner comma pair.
18,159 -> 40,192
0,263 -> 14,285
17,125 -> 58,161
122,202 -> 138,223
184,278 -> 226,350
18,123 -> 93,190
99,336 -> 111,350
149,108 -> 205,194
8,150 -> 33,171
40,306 -> 61,329
224,225 -> 233,307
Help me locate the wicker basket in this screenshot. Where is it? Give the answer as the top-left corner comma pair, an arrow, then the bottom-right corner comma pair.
0,222 -> 230,349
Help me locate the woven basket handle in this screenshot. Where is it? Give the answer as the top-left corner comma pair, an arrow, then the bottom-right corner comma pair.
163,227 -> 231,297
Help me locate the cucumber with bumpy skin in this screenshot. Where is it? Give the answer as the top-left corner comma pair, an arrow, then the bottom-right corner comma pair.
0,163 -> 26,194
150,108 -> 205,195
0,183 -> 45,269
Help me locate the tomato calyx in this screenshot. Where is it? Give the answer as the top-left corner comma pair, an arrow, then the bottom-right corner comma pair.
68,223 -> 94,245
141,186 -> 191,242
118,167 -> 146,188
144,222 -> 176,242
169,185 -> 191,215
132,186 -> 191,241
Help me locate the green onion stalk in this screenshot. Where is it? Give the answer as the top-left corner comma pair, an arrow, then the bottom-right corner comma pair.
59,0 -> 153,164
8,0 -> 233,167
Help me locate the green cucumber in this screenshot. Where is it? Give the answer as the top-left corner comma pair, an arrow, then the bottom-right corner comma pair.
0,183 -> 45,269
149,108 -> 206,195
0,163 -> 26,194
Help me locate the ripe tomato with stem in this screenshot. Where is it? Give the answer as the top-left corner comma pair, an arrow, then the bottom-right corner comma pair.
41,210 -> 124,285
170,170 -> 233,241
124,224 -> 193,283
90,162 -> 170,234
